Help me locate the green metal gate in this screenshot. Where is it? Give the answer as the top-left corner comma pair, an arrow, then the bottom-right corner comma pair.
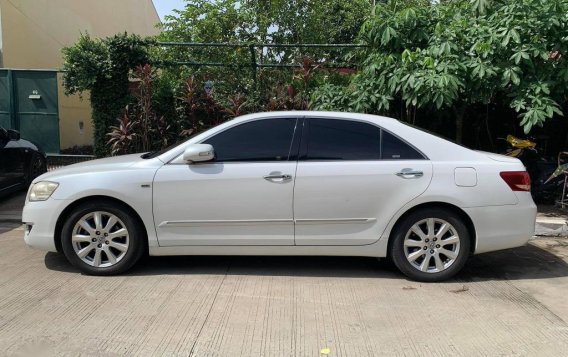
0,69 -> 60,153
0,70 -> 11,129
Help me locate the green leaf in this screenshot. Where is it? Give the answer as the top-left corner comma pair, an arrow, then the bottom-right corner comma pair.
382,26 -> 396,45
510,29 -> 520,43
501,34 -> 510,47
541,85 -> 550,95
510,52 -> 522,65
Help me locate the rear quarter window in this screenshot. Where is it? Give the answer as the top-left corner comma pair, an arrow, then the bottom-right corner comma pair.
381,130 -> 425,160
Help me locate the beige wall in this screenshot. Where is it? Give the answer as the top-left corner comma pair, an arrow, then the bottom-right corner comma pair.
0,0 -> 160,149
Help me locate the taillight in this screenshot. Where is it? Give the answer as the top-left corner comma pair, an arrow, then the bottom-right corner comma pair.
500,171 -> 531,192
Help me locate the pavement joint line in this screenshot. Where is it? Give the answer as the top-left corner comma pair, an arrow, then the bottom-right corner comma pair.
187,261 -> 232,357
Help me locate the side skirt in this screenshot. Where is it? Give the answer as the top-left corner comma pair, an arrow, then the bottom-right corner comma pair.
149,239 -> 389,257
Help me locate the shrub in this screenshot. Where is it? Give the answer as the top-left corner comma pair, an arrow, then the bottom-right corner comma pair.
62,33 -> 153,156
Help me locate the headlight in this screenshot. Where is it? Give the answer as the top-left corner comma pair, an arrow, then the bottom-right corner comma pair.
28,181 -> 59,201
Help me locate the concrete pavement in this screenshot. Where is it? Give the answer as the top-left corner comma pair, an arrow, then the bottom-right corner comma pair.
535,211 -> 568,236
1,222 -> 568,356
0,192 -> 24,223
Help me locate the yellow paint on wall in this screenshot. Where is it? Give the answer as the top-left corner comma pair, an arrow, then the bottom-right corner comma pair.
0,0 -> 161,149
57,73 -> 94,149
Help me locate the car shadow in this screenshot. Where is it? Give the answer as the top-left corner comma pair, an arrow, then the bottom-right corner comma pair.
0,190 -> 26,214
0,188 -> 25,199
0,222 -> 23,233
461,243 -> 568,281
44,242 -> 568,282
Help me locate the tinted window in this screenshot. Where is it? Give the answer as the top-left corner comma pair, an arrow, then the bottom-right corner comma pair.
204,118 -> 297,161
381,130 -> 424,160
305,119 -> 381,160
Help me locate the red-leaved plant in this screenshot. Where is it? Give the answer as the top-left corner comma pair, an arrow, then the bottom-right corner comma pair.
222,93 -> 247,118
107,64 -> 170,155
107,107 -> 138,155
179,76 -> 198,137
294,56 -> 320,109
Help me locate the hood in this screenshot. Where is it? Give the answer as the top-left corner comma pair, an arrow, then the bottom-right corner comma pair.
476,150 -> 521,163
35,153 -> 152,182
4,138 -> 42,153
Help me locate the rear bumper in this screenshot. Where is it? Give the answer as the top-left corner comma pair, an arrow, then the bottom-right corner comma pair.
465,193 -> 537,254
22,198 -> 70,252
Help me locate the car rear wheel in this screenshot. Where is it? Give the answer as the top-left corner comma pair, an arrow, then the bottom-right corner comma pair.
390,208 -> 471,282
61,200 -> 145,275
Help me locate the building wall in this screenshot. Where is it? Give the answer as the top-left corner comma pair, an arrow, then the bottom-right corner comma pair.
0,5 -> 3,67
0,0 -> 160,149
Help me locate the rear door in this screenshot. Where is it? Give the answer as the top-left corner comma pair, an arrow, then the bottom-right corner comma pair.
293,117 -> 433,245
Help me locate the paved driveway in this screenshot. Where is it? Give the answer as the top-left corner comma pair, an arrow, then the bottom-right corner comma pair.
0,192 -> 25,222
0,222 -> 567,356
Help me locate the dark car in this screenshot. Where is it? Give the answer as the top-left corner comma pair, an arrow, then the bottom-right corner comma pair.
0,127 -> 47,197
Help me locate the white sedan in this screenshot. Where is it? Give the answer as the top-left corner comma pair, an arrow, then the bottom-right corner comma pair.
23,111 -> 536,281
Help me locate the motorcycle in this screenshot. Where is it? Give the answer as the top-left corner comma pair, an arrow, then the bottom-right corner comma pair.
543,152 -> 568,207
501,135 -> 562,204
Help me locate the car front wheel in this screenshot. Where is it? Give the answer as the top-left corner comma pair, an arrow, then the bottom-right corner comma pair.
390,208 -> 471,282
61,200 -> 145,275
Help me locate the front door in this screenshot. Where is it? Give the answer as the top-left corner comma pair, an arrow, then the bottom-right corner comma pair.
153,117 -> 300,246
293,118 -> 433,245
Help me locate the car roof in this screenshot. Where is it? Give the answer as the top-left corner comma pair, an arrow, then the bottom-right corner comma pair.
231,111 -> 396,125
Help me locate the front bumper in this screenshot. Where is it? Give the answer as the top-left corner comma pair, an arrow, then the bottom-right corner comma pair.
465,193 -> 537,254
22,198 -> 70,252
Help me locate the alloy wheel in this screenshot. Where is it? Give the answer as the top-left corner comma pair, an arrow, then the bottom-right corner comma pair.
403,218 -> 460,273
71,211 -> 130,268
30,156 -> 45,178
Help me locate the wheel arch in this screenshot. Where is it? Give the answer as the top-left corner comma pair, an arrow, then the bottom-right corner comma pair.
386,202 -> 476,258
54,195 -> 148,254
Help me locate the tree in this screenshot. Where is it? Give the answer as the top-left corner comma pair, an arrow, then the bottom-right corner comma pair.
156,0 -> 372,103
62,33 -> 153,156
311,0 -> 568,142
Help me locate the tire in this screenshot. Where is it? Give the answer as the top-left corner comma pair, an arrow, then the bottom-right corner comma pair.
61,200 -> 145,275
390,208 -> 471,282
26,152 -> 47,185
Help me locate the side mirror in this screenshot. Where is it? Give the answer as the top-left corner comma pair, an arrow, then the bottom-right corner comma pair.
183,144 -> 215,163
7,129 -> 20,141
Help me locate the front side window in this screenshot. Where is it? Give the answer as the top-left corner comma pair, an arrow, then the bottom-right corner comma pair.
304,118 -> 381,160
203,118 -> 297,162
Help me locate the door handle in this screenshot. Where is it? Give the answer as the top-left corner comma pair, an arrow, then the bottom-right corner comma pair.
395,169 -> 424,179
263,173 -> 292,181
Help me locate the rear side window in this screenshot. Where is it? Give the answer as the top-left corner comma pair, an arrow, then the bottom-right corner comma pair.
203,118 -> 297,162
303,118 -> 425,161
381,130 -> 425,160
304,119 -> 381,160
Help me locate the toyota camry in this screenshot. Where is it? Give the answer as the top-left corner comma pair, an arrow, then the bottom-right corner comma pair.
22,111 -> 536,281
